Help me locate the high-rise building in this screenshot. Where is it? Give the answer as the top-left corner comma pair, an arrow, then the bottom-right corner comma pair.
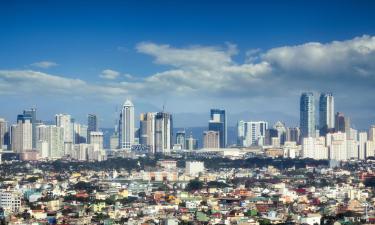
87,114 -> 98,143
358,132 -> 368,160
237,120 -> 246,146
185,134 -> 198,150
176,130 -> 186,149
23,108 -> 37,148
265,128 -> 278,146
369,125 -> 375,141
36,125 -> 64,159
286,127 -> 301,144
139,112 -> 156,152
74,123 -> 87,144
246,121 -> 268,146
326,132 -> 347,161
0,118 -> 8,149
11,115 -> 33,153
154,112 -> 173,153
274,121 -> 287,145
302,137 -> 328,160
119,99 -> 135,150
90,131 -> 104,150
203,130 -> 220,149
319,93 -> 335,135
300,92 -> 315,138
335,112 -> 350,139
55,114 -> 73,143
208,109 -> 226,148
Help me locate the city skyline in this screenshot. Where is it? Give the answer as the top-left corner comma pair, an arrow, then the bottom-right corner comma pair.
0,1 -> 375,128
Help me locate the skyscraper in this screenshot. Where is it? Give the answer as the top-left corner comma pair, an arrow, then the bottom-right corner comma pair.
11,115 -> 33,153
36,125 -> 64,159
154,112 -> 173,153
0,118 -> 8,148
119,99 -> 135,150
335,112 -> 350,139
203,130 -> 220,149
87,114 -> 98,143
139,112 -> 156,152
300,92 -> 315,138
208,109 -> 227,148
23,108 -> 37,148
319,93 -> 334,135
176,130 -> 186,149
55,114 -> 73,143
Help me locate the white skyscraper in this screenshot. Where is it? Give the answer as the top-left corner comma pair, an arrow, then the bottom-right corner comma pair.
55,114 -> 73,143
358,132 -> 368,160
369,125 -> 375,141
154,112 -> 173,153
36,125 -> 64,159
240,121 -> 268,146
11,116 -> 32,153
319,93 -> 335,132
327,132 -> 347,161
90,131 -> 104,150
119,99 -> 135,150
302,137 -> 328,160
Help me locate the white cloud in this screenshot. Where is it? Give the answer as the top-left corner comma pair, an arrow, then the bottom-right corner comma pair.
100,69 -> 120,80
30,61 -> 58,69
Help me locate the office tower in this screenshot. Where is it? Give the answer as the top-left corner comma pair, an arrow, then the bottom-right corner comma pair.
319,93 -> 334,135
74,123 -> 87,144
90,131 -> 104,150
208,109 -> 226,148
349,128 -> 358,141
237,120 -> 245,146
246,121 -> 268,146
119,99 -> 135,150
265,128 -> 278,146
300,92 -> 315,138
274,121 -> 287,145
326,132 -> 347,161
139,112 -> 156,152
55,114 -> 73,143
36,125 -> 64,159
154,112 -> 173,153
23,108 -> 37,148
176,130 -> 186,149
335,112 -> 351,139
87,114 -> 98,143
0,118 -> 7,148
11,115 -> 33,153
203,130 -> 220,149
185,134 -> 198,150
286,127 -> 301,144
358,132 -> 368,160
369,125 -> 375,141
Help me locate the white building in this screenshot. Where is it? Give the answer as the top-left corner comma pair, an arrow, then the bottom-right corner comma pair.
74,123 -> 88,144
90,131 -> 104,150
358,132 -> 368,160
154,112 -> 173,154
185,161 -> 204,176
302,137 -> 328,159
55,114 -> 73,143
327,132 -> 347,161
36,125 -> 64,159
0,189 -> 21,213
237,121 -> 268,147
11,118 -> 32,153
346,139 -> 359,159
203,130 -> 220,149
72,143 -> 106,161
119,99 -> 135,150
283,141 -> 298,159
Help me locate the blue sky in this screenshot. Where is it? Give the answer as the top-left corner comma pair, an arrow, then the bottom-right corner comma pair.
0,1 -> 375,128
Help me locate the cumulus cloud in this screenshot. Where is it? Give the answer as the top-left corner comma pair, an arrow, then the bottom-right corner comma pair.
2,35 -> 375,126
30,61 -> 58,69
99,69 -> 120,80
